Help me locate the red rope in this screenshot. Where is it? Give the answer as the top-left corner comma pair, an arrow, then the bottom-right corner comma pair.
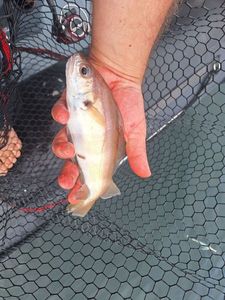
19,198 -> 67,213
0,29 -> 13,76
16,47 -> 68,61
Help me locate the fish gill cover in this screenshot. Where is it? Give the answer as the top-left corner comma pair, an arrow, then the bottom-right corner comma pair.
0,0 -> 225,299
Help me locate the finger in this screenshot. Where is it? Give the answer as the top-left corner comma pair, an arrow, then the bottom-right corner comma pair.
8,128 -> 15,138
52,127 -> 75,159
8,129 -> 22,147
114,88 -> 151,178
0,171 -> 7,176
4,158 -> 13,169
0,161 -> 8,175
58,160 -> 79,190
12,150 -> 21,158
53,142 -> 75,159
7,142 -> 21,152
51,90 -> 69,125
12,138 -> 22,148
126,122 -> 151,178
67,177 -> 83,204
126,138 -> 151,178
53,126 -> 69,144
8,155 -> 17,164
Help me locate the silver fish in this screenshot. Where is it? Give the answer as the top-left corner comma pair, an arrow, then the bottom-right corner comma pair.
66,53 -> 125,217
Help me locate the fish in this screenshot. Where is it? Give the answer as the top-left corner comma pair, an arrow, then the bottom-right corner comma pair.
65,53 -> 125,217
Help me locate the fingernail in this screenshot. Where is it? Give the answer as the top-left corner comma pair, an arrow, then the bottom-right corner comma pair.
146,164 -> 151,177
62,144 -> 71,156
58,174 -> 74,189
59,143 -> 74,158
141,162 -> 152,178
68,195 -> 80,205
56,143 -> 70,158
134,161 -> 152,178
58,115 -> 68,125
55,108 -> 69,124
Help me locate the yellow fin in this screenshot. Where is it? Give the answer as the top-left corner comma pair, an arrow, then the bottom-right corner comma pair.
89,105 -> 105,127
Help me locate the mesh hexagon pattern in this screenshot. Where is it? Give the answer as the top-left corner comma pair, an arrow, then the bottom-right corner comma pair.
1,0 -> 225,299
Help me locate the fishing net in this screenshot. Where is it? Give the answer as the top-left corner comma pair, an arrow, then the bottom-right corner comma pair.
0,0 -> 225,299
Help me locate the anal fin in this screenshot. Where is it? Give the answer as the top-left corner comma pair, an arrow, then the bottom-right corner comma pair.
67,200 -> 96,218
101,180 -> 121,199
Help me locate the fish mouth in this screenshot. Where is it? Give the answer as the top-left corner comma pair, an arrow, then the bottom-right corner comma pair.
68,53 -> 86,68
66,53 -> 84,77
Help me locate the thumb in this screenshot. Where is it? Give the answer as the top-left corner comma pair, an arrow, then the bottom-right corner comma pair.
125,126 -> 151,178
110,82 -> 151,177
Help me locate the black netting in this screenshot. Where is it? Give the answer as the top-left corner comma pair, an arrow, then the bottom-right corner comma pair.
1,0 -> 225,299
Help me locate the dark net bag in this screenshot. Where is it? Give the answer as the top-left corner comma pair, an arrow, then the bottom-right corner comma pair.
0,0 -> 225,299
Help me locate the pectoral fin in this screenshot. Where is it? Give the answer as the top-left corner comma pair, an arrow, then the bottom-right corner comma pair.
89,106 -> 105,127
101,180 -> 121,199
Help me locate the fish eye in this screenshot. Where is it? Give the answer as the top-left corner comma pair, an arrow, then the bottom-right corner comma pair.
80,65 -> 91,77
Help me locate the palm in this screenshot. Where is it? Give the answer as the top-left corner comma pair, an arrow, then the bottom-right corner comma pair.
92,64 -> 150,178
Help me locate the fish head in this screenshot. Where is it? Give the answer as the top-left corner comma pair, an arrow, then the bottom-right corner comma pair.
66,53 -> 97,111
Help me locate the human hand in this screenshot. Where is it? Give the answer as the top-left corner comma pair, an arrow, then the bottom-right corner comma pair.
0,128 -> 22,176
51,60 -> 151,204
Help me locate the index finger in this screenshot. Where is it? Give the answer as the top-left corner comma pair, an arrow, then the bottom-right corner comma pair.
51,89 -> 69,125
52,127 -> 75,159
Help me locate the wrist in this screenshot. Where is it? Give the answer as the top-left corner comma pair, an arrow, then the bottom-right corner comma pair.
89,46 -> 144,85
